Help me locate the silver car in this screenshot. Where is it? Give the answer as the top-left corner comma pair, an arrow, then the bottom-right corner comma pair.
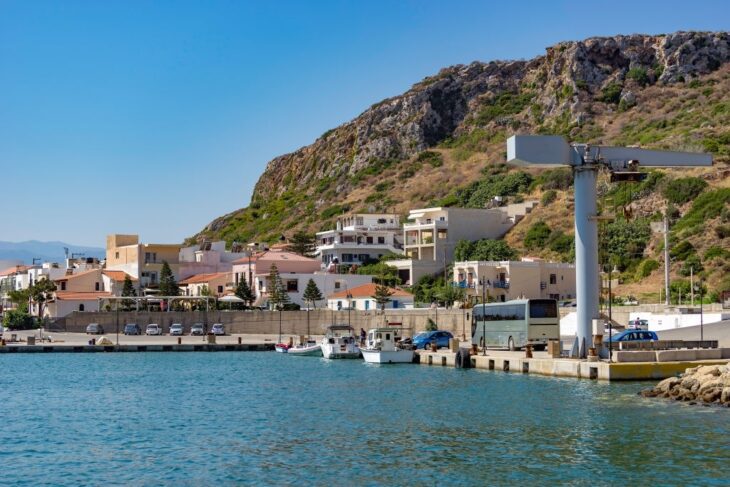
169,323 -> 184,336
145,323 -> 162,336
211,323 -> 225,336
190,323 -> 204,336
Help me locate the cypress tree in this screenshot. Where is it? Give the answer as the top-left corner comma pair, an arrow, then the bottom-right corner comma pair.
302,278 -> 324,309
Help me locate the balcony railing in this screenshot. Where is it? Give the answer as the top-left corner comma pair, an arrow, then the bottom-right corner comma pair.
493,280 -> 510,289
453,281 -> 476,289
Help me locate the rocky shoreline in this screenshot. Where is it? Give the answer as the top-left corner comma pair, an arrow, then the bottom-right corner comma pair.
641,364 -> 730,407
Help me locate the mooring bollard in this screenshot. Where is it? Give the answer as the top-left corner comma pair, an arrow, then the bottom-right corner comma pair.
177,337 -> 182,345
525,344 -> 533,358
238,336 -> 242,345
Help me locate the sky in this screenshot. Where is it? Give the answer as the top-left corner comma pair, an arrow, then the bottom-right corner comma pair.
1,0 -> 728,247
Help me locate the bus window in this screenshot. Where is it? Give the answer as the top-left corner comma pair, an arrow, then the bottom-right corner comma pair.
529,300 -> 557,318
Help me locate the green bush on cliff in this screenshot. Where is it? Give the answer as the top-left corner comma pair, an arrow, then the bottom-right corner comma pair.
662,177 -> 708,205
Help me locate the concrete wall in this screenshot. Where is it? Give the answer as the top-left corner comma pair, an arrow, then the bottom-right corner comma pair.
55,308 -> 475,337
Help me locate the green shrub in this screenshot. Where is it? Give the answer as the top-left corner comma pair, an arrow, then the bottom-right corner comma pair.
541,190 -> 557,206
2,310 -> 36,330
599,82 -> 623,104
425,318 -> 438,331
472,91 -> 534,125
451,171 -> 533,208
679,254 -> 703,276
320,204 -> 349,219
454,239 -> 517,261
374,181 -> 393,192
416,151 -> 444,167
634,259 -> 660,280
547,231 -> 574,256
674,189 -> 730,232
704,246 -> 730,261
662,177 -> 708,205
603,218 -> 651,271
715,224 -> 730,239
524,221 -> 552,250
626,67 -> 649,87
538,168 -> 573,190
670,240 -> 695,261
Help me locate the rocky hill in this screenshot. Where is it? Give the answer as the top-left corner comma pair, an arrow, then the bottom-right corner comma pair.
193,31 -> 730,299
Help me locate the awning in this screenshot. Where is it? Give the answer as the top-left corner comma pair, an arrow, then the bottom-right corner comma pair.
408,212 -> 425,219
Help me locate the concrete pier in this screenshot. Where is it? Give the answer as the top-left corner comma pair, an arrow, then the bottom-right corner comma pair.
0,343 -> 274,353
417,349 -> 730,381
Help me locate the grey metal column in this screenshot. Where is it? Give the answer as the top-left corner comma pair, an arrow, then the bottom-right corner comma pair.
573,162 -> 599,358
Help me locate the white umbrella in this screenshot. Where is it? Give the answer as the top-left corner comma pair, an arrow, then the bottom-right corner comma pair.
219,295 -> 244,303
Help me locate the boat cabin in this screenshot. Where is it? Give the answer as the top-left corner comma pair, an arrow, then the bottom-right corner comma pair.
324,324 -> 356,344
366,327 -> 404,351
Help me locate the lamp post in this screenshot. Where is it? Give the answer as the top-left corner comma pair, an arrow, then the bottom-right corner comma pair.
346,291 -> 352,328
699,279 -> 704,343
478,277 -> 487,355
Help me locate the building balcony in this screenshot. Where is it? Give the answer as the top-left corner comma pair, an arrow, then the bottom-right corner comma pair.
493,280 -> 510,289
453,281 -> 476,289
403,220 -> 448,230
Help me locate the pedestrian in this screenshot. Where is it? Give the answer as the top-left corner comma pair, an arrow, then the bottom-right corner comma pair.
360,327 -> 366,346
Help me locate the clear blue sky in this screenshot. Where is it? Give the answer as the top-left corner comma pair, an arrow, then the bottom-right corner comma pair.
1,0 -> 727,246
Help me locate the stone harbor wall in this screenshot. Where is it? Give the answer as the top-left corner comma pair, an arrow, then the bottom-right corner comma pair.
641,364 -> 730,406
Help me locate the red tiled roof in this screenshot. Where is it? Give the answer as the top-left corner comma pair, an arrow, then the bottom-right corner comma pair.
55,291 -> 111,301
180,272 -> 230,285
54,268 -> 99,281
0,265 -> 33,277
102,270 -> 137,282
328,283 -> 413,299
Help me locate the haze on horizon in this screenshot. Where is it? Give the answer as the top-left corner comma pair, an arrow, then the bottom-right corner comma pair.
1,0 -> 727,247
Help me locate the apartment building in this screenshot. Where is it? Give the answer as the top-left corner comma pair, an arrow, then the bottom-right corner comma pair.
178,241 -> 247,280
326,283 -> 414,311
106,234 -> 182,290
390,207 -> 515,285
180,272 -> 232,297
316,213 -> 403,268
453,258 -> 576,303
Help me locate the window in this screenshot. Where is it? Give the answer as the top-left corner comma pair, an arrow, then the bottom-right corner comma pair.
95,282 -> 100,291
549,274 -> 557,284
377,218 -> 386,224
334,282 -> 341,290
365,300 -> 370,310
61,282 -> 66,291
115,252 -> 119,259
377,236 -> 385,244
482,304 -> 526,321
366,236 -> 373,244
337,301 -> 342,310
217,285 -> 223,293
529,300 -> 558,318
358,254 -> 369,262
286,280 -> 298,292
342,254 -> 353,262
79,304 -> 85,311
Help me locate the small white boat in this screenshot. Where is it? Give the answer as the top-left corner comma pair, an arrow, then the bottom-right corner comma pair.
287,341 -> 322,357
275,343 -> 290,353
361,327 -> 414,364
321,325 -> 361,359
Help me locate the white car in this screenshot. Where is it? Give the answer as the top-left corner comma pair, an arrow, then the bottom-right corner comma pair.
211,323 -> 225,336
169,323 -> 184,336
146,323 -> 162,336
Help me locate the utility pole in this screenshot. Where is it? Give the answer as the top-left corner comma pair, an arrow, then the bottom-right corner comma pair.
690,266 -> 694,306
664,214 -> 670,306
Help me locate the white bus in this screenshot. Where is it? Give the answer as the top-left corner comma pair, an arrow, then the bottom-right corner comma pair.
471,299 -> 559,351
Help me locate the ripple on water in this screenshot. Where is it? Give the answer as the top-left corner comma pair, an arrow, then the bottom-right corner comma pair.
0,352 -> 728,485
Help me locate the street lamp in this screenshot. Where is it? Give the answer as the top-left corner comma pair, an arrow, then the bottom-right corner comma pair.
346,291 -> 352,328
478,277 -> 488,356
698,279 -> 704,342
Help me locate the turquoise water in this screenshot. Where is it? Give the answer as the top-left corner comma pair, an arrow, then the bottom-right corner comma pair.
1,353 -> 728,486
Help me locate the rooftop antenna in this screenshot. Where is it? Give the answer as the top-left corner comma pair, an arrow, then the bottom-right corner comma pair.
507,135 -> 711,358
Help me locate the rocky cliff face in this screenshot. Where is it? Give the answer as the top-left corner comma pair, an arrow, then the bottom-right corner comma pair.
197,31 -> 729,242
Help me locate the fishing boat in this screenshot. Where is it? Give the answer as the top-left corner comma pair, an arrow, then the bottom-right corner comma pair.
321,324 -> 361,359
361,327 -> 414,364
275,343 -> 290,353
287,340 -> 322,357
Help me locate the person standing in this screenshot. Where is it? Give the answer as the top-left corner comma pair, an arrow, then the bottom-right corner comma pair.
360,327 -> 366,347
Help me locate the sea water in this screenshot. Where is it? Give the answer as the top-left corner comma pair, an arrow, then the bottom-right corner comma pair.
1,352 -> 728,485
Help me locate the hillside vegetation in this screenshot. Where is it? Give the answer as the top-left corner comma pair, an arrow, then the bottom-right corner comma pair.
193,31 -> 730,299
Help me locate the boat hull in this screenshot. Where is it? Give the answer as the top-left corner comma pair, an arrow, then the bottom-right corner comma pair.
321,343 -> 361,359
287,344 -> 323,357
361,349 -> 414,364
275,344 -> 289,353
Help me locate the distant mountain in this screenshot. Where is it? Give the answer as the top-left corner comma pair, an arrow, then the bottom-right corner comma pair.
0,241 -> 105,265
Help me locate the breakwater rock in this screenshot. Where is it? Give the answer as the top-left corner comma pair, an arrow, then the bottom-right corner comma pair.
641,364 -> 730,406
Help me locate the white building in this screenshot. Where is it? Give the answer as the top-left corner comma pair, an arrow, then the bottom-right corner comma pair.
178,241 -> 248,280
326,283 -> 414,311
316,213 -> 403,269
629,310 -> 730,332
260,271 -> 373,309
389,206 -> 522,285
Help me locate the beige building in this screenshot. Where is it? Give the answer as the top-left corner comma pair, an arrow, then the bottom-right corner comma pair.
453,258 -> 576,303
106,234 -> 182,290
180,272 -> 233,297
316,213 -> 403,268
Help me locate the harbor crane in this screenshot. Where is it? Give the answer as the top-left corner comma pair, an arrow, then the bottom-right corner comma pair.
506,135 -> 712,358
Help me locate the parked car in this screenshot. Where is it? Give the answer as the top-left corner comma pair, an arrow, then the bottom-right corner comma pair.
413,330 -> 454,350
123,323 -> 142,335
85,323 -> 104,335
169,323 -> 184,336
211,323 -> 225,336
145,323 -> 162,336
627,319 -> 649,330
605,330 -> 658,343
190,323 -> 205,336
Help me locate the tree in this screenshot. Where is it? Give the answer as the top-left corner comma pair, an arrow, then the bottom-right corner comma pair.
302,278 -> 324,308
235,278 -> 255,308
121,275 -> 137,310
371,283 -> 394,311
358,262 -> 400,286
28,277 -> 56,319
267,264 -> 290,310
199,285 -> 212,297
8,288 -> 31,313
286,231 -> 316,258
454,239 -> 517,262
2,309 -> 36,330
158,261 -> 180,297
437,284 -> 465,309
